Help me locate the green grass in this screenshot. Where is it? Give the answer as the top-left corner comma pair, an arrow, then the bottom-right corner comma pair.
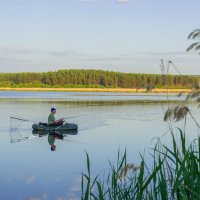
81,130 -> 200,200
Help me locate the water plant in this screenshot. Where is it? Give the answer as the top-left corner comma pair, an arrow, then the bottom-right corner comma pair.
81,29 -> 200,199
187,29 -> 200,54
81,130 -> 200,200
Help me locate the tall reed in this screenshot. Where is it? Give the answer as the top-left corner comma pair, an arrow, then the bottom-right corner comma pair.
81,130 -> 200,199
81,59 -> 200,199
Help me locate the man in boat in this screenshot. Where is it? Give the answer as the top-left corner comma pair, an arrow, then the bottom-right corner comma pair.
48,108 -> 64,126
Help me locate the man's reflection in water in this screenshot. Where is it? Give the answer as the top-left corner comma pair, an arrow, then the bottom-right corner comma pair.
48,132 -> 63,151
32,130 -> 78,151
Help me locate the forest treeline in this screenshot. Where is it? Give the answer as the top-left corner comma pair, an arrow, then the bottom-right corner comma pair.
0,69 -> 199,89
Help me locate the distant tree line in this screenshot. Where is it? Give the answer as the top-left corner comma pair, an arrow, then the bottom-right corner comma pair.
0,69 -> 199,89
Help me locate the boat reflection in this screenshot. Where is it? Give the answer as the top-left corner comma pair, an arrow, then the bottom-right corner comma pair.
9,129 -> 78,147
32,130 -> 78,151
32,129 -> 78,136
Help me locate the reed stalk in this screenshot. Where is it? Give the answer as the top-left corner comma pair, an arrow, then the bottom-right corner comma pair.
81,130 -> 200,199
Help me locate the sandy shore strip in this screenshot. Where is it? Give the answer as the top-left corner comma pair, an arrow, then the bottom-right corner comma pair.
0,87 -> 192,93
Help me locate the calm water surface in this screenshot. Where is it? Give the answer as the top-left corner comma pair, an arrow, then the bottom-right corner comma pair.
0,91 -> 199,200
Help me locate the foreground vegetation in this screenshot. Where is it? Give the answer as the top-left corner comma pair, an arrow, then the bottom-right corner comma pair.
80,28 -> 200,199
0,69 -> 200,89
81,130 -> 200,199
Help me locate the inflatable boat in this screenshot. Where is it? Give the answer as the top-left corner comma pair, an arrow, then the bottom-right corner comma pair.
32,122 -> 78,131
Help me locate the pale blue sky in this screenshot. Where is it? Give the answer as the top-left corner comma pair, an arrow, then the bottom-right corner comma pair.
0,0 -> 200,74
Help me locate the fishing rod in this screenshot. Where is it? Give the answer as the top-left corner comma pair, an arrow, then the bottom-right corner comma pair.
10,114 -> 87,130
11,113 -> 88,122
10,116 -> 69,131
10,116 -> 38,124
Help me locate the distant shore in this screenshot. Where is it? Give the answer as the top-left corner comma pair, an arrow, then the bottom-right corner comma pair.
0,87 -> 192,93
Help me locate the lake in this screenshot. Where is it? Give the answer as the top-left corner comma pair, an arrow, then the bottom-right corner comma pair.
0,91 -> 199,200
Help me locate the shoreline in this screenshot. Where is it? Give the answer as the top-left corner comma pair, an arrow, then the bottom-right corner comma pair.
0,87 -> 192,93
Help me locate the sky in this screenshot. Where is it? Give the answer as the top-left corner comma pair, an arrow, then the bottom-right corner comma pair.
0,0 -> 200,74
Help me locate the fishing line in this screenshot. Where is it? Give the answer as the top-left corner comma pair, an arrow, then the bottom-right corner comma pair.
127,116 -> 161,121
63,114 -> 89,120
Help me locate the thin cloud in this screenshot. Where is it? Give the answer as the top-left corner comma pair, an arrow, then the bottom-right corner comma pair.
27,193 -> 47,200
141,51 -> 187,57
17,0 -> 41,3
77,55 -> 135,62
0,47 -> 37,55
80,0 -> 97,2
65,175 -> 82,200
116,0 -> 129,3
47,50 -> 81,57
80,0 -> 130,3
25,176 -> 36,184
16,0 -> 41,3
0,47 -> 81,57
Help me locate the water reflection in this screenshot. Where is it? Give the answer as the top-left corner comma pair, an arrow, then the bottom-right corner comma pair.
33,130 -> 78,151
32,129 -> 78,136
9,129 -> 78,152
48,132 -> 63,151
0,91 -> 187,102
9,129 -> 36,143
2,93 -> 199,199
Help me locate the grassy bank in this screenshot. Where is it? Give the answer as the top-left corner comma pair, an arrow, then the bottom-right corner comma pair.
0,87 -> 192,93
